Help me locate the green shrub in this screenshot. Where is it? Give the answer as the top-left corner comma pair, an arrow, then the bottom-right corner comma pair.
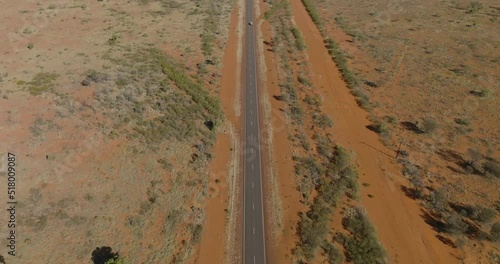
466,1 -> 483,14
444,213 -> 468,235
490,222 -> 500,242
298,75 -> 312,86
290,103 -> 304,125
483,160 -> 500,178
330,146 -> 352,175
304,94 -> 321,106
322,241 -> 344,264
428,187 -> 448,212
191,224 -> 203,243
313,113 -> 334,128
461,205 -> 497,223
294,156 -> 325,182
291,27 -> 307,50
371,122 -> 389,135
297,199 -> 331,260
386,115 -> 398,124
296,133 -> 311,151
454,118 -> 470,125
343,207 -> 387,264
421,118 -> 438,134
159,52 -> 222,120
21,72 -> 59,96
108,34 -> 119,45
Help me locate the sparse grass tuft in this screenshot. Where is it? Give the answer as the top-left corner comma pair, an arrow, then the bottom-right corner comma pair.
19,72 -> 59,96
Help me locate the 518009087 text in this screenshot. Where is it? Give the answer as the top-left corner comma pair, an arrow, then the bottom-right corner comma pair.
7,152 -> 17,256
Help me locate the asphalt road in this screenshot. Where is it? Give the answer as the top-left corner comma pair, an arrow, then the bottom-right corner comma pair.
242,0 -> 266,263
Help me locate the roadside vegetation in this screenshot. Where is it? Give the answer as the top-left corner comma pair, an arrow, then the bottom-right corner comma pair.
300,0 -> 369,110
264,0 -> 386,263
98,47 -> 221,147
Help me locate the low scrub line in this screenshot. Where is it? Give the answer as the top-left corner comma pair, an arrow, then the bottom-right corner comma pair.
300,0 -> 370,109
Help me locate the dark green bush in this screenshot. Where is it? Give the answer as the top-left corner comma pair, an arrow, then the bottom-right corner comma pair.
342,208 -> 387,264
483,160 -> 500,178
322,241 -> 344,264
421,118 -> 438,134
490,222 -> 500,242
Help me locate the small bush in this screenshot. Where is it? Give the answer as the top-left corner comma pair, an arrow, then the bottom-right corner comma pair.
483,160 -> 500,178
490,222 -> 500,242
191,224 -> 203,243
297,199 -> 331,260
322,241 -> 344,264
298,75 -> 312,87
428,187 -> 448,212
108,34 -> 119,45
386,115 -> 398,124
294,156 -> 325,183
296,133 -> 311,151
372,122 -> 389,135
466,1 -> 483,14
304,94 -> 321,106
290,104 -> 304,125
409,174 -> 424,198
444,213 -> 468,235
471,88 -> 490,97
403,162 -> 420,177
455,118 -> 470,125
275,93 -> 290,102
421,118 -> 438,134
313,134 -> 333,158
313,112 -> 334,128
330,146 -> 352,174
21,72 -> 59,96
342,207 -> 387,264
462,205 -> 497,223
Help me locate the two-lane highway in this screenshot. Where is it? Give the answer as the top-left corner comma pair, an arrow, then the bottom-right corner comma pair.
242,0 -> 266,263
